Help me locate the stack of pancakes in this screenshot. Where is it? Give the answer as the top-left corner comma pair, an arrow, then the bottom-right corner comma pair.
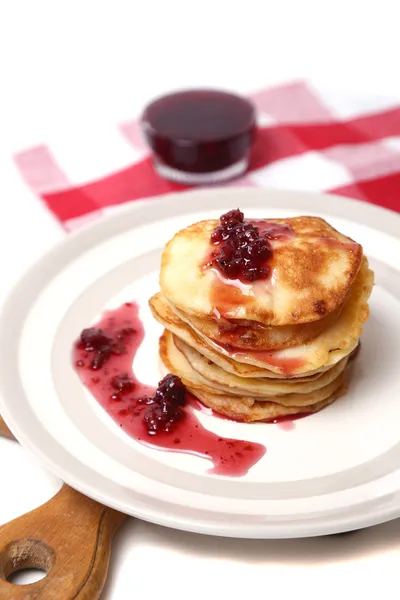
150,215 -> 374,422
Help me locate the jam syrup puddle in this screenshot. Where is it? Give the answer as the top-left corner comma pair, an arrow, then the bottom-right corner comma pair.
73,302 -> 266,477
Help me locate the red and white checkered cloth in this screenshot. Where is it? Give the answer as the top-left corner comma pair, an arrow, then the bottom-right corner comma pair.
13,80 -> 400,230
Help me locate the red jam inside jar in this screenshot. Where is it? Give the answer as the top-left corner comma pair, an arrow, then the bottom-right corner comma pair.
140,90 -> 256,184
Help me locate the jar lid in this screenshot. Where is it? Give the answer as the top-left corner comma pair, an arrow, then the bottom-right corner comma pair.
140,89 -> 257,185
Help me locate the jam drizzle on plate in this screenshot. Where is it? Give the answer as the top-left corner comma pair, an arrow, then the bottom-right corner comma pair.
73,302 -> 266,477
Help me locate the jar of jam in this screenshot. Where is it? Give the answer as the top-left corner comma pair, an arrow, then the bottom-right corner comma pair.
140,89 -> 256,184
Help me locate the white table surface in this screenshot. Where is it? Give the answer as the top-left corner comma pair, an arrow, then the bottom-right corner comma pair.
1,1 -> 400,597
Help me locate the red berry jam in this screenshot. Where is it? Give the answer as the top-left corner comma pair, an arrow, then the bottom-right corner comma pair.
141,374 -> 186,435
78,327 -> 129,370
140,90 -> 256,184
111,373 -> 135,394
72,302 -> 266,476
208,209 -> 273,282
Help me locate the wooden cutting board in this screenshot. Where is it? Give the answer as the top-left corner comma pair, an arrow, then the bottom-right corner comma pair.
0,415 -> 128,599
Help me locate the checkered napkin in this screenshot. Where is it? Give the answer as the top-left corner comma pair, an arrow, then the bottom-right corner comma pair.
13,80 -> 400,230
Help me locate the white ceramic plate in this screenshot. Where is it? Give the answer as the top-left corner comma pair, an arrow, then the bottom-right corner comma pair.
1,187 -> 400,539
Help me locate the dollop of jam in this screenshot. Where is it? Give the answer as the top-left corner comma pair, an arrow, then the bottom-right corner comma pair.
140,374 -> 186,435
78,326 -> 130,370
208,209 -> 273,282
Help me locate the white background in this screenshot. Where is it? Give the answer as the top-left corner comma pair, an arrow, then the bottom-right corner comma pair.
1,1 -> 400,598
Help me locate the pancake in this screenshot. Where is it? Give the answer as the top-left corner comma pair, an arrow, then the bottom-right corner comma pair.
160,216 -> 363,327
160,330 -> 347,421
183,257 -> 373,376
151,256 -> 373,377
160,330 -> 347,408
173,334 -> 349,397
185,385 -> 345,423
168,300 -> 342,350
149,291 -> 340,380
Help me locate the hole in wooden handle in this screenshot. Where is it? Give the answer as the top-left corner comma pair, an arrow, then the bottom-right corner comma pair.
0,539 -> 54,582
8,568 -> 47,586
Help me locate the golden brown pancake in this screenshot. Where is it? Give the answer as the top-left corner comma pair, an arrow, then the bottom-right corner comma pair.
173,334 -> 349,397
159,330 -> 347,421
185,385 -> 345,422
187,382 -> 346,423
161,330 -> 346,407
179,257 -> 373,376
151,256 -> 372,376
168,300 -> 342,350
160,216 -> 363,327
149,292 -> 340,379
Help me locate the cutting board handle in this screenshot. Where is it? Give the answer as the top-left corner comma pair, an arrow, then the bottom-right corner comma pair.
0,484 -> 127,599
0,417 -> 127,599
0,416 -> 14,440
